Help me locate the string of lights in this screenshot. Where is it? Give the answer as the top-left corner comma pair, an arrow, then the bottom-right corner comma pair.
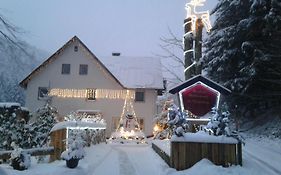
49,88 -> 135,100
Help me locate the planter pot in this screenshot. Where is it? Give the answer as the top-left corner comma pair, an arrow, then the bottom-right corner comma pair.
66,158 -> 79,168
11,157 -> 26,171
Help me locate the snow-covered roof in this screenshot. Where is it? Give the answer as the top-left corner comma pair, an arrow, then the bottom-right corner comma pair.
169,75 -> 231,95
0,102 -> 21,108
171,131 -> 238,144
51,121 -> 106,132
100,56 -> 163,89
20,36 -> 164,90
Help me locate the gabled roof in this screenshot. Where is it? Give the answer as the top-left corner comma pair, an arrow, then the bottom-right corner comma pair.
169,75 -> 231,95
19,36 -> 124,89
19,36 -> 164,90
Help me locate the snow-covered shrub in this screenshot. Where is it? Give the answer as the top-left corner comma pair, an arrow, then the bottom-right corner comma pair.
61,130 -> 86,161
167,103 -> 188,137
0,104 -> 33,150
206,108 -> 231,136
154,101 -> 189,139
9,142 -> 31,171
31,103 -> 57,147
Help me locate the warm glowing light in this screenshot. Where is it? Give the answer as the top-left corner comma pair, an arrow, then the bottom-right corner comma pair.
49,88 -> 135,100
184,61 -> 197,72
153,125 -> 160,132
185,0 -> 212,32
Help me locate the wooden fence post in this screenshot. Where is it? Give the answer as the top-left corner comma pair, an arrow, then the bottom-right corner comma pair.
50,128 -> 66,162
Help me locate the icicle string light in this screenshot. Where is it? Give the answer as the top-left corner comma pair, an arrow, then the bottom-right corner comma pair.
116,90 -> 140,131
49,88 -> 135,100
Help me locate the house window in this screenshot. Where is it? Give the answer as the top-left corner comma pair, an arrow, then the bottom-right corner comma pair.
135,91 -> 145,102
79,64 -> 88,75
86,89 -> 96,101
38,87 -> 48,100
74,46 -> 78,52
61,64 -> 70,74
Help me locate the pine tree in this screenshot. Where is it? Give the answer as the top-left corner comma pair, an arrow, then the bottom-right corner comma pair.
31,103 -> 57,147
203,0 -> 281,116
0,105 -> 33,150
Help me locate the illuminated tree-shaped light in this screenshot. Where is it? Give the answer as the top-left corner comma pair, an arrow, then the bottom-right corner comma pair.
109,90 -> 146,144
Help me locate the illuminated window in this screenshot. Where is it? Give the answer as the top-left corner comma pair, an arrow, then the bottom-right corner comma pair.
38,87 -> 48,100
62,64 -> 70,74
79,64 -> 88,75
86,89 -> 96,101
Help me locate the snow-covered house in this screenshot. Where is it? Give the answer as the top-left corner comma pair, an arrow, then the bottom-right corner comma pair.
20,36 -> 164,137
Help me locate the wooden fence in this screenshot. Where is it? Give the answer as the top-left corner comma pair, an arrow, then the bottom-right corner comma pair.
170,142 -> 242,170
151,143 -> 170,166
50,128 -> 106,162
0,147 -> 54,161
50,128 -> 67,162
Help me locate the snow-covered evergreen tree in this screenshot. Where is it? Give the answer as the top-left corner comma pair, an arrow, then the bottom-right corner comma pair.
206,108 -> 231,136
203,0 -> 281,116
0,105 -> 36,150
31,103 -> 57,147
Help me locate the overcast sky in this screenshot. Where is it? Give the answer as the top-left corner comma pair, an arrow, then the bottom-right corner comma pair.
1,0 -> 217,57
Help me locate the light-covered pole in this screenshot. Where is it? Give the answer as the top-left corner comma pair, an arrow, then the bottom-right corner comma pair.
183,0 -> 212,80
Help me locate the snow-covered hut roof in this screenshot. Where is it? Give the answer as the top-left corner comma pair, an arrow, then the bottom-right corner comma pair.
19,36 -> 164,90
169,75 -> 231,95
100,56 -> 163,89
0,102 -> 21,108
51,121 -> 106,132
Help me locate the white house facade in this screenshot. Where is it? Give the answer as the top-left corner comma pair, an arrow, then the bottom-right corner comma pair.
20,36 -> 164,137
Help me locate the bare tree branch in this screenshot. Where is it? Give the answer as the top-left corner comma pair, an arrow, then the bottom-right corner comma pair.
0,14 -> 29,56
162,64 -> 184,83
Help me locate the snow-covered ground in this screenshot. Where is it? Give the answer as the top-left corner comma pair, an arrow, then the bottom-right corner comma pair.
1,136 -> 281,175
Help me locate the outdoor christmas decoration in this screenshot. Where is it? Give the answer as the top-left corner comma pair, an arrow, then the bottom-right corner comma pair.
154,101 -> 189,139
109,90 -> 146,144
49,88 -> 135,100
184,0 -> 212,79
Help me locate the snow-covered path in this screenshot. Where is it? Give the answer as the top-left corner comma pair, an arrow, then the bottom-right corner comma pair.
84,144 -> 166,175
243,139 -> 281,175
1,138 -> 281,175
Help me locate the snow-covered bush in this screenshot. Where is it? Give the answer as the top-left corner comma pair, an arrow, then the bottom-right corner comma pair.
61,130 -> 86,161
167,103 -> 188,137
0,104 -> 33,150
206,108 -> 231,136
154,101 -> 189,138
9,142 -> 31,171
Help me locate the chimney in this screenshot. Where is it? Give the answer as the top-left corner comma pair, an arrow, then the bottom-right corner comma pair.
112,52 -> 121,56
